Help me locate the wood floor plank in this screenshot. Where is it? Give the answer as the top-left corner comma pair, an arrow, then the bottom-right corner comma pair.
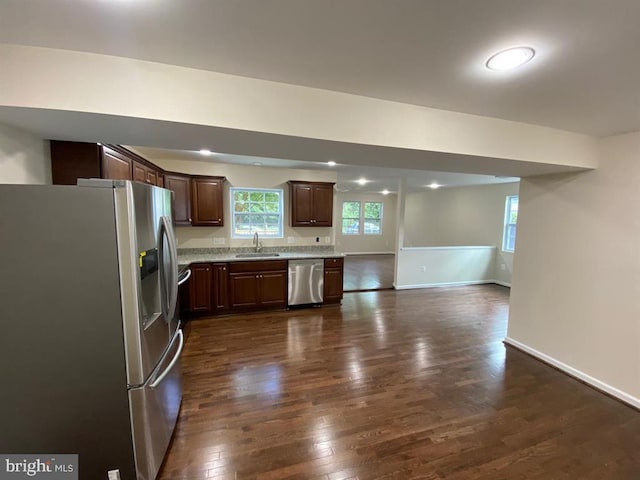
158,286 -> 640,480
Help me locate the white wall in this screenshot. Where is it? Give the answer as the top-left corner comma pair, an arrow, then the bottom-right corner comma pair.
404,182 -> 519,285
0,122 -> 50,184
396,246 -> 496,289
334,192 -> 397,254
151,157 -> 337,249
508,132 -> 640,407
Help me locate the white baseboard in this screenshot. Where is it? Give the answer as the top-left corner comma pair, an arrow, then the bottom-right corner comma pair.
504,337 -> 640,410
394,279 -> 493,290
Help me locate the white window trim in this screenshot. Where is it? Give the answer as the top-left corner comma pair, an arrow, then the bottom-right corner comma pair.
230,187 -> 284,239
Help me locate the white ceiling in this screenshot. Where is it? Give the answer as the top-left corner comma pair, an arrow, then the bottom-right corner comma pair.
1,0 -> 637,187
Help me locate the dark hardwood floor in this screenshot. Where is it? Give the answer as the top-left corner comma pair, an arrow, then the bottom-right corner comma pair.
160,286 -> 640,479
343,254 -> 395,291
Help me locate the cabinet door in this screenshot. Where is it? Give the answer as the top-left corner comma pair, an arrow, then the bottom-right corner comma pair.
312,184 -> 334,226
103,150 -> 132,180
259,271 -> 287,307
229,273 -> 259,308
290,183 -> 313,226
132,161 -> 147,184
212,263 -> 230,313
189,264 -> 212,313
133,161 -> 158,186
164,175 -> 192,226
323,258 -> 344,304
191,177 -> 224,226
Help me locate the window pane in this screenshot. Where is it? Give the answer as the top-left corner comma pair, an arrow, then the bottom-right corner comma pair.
506,225 -> 516,251
249,191 -> 265,202
342,219 -> 359,235
364,219 -> 381,235
502,195 -> 518,251
249,203 -> 265,213
342,201 -> 360,218
265,192 -> 279,202
364,202 -> 382,219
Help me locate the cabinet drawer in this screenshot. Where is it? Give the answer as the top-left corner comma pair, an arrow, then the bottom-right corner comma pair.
324,257 -> 344,269
229,260 -> 287,273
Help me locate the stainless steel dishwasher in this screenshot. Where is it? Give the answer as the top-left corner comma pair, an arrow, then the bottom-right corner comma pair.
288,259 -> 324,305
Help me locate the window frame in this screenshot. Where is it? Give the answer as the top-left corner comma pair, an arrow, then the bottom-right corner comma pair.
502,195 -> 518,252
230,187 -> 284,239
341,200 -> 384,236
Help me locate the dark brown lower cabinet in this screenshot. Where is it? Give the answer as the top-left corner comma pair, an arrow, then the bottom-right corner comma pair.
183,258 -> 338,316
211,263 -> 230,313
188,264 -> 212,313
324,257 -> 344,304
184,262 -> 229,316
229,260 -> 287,311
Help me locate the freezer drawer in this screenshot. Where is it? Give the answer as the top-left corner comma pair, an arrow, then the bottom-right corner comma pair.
129,328 -> 184,480
288,259 -> 324,305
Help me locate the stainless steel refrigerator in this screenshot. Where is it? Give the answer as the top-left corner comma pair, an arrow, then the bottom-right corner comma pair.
0,180 -> 184,480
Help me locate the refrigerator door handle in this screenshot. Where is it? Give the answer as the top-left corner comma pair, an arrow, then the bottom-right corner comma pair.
159,215 -> 179,323
150,329 -> 184,389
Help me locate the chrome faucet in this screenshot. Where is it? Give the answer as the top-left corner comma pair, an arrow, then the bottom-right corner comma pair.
253,231 -> 263,252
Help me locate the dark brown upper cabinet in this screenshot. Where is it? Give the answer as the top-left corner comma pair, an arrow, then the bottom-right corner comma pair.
289,181 -> 335,227
191,176 -> 225,226
132,159 -> 158,186
164,174 -> 192,226
50,141 -> 159,185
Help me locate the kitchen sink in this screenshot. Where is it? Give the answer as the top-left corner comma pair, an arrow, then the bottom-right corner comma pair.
235,252 -> 281,258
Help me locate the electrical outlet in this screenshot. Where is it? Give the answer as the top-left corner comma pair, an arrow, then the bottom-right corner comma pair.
287,237 -> 295,244
420,266 -> 427,272
500,263 -> 506,271
213,237 -> 225,245
108,470 -> 121,480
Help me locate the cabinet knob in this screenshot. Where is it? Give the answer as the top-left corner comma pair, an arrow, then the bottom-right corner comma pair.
189,218 -> 192,222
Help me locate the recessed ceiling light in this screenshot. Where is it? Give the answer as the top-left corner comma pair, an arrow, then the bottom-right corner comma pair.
428,182 -> 440,189
486,46 -> 535,71
382,189 -> 390,195
327,160 -> 336,166
356,178 -> 368,185
199,149 -> 212,156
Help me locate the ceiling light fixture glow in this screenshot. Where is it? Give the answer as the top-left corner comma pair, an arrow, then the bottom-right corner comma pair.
486,46 -> 535,71
382,189 -> 390,195
327,160 -> 336,166
357,178 -> 368,185
428,182 -> 440,189
199,149 -> 212,156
